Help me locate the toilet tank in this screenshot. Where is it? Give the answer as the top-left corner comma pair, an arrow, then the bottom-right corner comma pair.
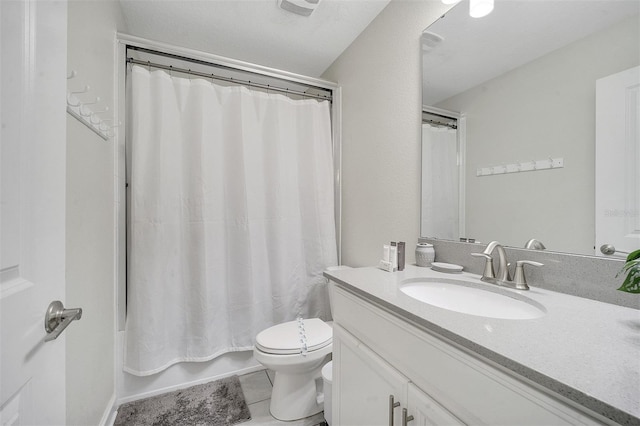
325,265 -> 351,319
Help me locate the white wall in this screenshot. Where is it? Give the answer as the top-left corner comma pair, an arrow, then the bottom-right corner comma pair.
436,16 -> 639,254
322,0 -> 452,266
66,1 -> 127,424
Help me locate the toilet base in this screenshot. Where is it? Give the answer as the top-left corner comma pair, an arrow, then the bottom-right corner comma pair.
253,318 -> 333,421
270,367 -> 325,421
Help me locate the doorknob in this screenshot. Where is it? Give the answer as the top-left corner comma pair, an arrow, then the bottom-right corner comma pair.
44,301 -> 82,342
600,244 -> 630,257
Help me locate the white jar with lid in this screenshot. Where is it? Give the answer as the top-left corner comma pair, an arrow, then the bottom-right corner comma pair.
415,243 -> 435,267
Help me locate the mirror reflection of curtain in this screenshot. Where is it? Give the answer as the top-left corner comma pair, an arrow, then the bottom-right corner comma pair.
421,123 -> 459,240
125,65 -> 337,376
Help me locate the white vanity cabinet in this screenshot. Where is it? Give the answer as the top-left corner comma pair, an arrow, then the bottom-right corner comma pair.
333,324 -> 463,426
332,325 -> 407,426
331,285 -> 610,426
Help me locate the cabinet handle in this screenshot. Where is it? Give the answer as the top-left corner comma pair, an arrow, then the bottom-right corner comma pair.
402,408 -> 414,426
389,395 -> 401,426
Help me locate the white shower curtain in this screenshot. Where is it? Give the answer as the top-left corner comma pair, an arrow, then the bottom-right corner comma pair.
421,123 -> 459,240
124,65 -> 337,376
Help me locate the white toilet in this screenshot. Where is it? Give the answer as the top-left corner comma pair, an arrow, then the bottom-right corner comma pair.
253,265 -> 349,421
253,318 -> 333,421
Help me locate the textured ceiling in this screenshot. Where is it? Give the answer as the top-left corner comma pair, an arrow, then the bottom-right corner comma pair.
119,0 -> 391,77
422,0 -> 640,105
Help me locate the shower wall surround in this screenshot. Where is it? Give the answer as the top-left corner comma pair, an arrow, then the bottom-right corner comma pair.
421,237 -> 636,309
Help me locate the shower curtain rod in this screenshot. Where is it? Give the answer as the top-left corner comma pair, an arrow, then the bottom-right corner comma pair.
423,118 -> 458,130
126,58 -> 332,102
423,110 -> 457,129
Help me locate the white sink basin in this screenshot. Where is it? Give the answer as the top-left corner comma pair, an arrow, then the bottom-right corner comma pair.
400,278 -> 546,320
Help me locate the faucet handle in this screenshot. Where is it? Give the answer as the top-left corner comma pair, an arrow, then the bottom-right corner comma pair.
471,252 -> 495,280
471,252 -> 492,260
513,260 -> 543,290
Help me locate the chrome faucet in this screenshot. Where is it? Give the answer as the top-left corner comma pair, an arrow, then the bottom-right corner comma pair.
471,241 -> 543,290
472,241 -> 510,283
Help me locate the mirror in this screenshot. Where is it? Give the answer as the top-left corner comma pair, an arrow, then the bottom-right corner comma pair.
421,0 -> 639,256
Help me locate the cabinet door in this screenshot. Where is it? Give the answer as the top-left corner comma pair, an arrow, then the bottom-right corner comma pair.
333,324 -> 408,426
406,383 -> 465,426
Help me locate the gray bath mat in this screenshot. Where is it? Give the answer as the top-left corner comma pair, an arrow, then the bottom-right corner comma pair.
114,375 -> 251,426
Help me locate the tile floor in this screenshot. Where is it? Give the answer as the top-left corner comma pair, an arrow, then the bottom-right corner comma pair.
238,370 -> 327,426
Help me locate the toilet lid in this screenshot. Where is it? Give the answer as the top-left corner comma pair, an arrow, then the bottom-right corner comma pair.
255,318 -> 332,355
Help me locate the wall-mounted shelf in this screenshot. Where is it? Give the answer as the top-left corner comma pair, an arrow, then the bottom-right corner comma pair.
476,157 -> 564,177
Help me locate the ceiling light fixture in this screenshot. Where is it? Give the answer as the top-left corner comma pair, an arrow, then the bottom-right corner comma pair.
469,0 -> 494,18
441,0 -> 461,4
277,0 -> 321,17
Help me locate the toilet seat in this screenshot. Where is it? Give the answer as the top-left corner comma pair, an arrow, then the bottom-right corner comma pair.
255,318 -> 332,355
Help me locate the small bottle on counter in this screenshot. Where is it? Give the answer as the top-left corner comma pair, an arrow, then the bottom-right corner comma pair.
415,243 -> 435,267
397,242 -> 406,271
390,242 -> 398,271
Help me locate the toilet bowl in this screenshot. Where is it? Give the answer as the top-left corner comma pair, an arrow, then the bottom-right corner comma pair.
253,265 -> 350,421
253,318 -> 332,421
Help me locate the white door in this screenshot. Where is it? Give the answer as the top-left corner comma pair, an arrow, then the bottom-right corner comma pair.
595,66 -> 640,257
332,325 -> 408,426
1,1 -> 68,424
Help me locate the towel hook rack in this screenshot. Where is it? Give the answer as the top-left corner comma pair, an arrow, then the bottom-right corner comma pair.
67,85 -> 90,107
79,97 -> 101,116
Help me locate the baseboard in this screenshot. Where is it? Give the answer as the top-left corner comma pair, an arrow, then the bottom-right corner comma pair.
99,393 -> 117,426
115,364 -> 265,407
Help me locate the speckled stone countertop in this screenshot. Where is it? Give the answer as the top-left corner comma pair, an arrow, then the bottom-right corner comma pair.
324,265 -> 640,425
